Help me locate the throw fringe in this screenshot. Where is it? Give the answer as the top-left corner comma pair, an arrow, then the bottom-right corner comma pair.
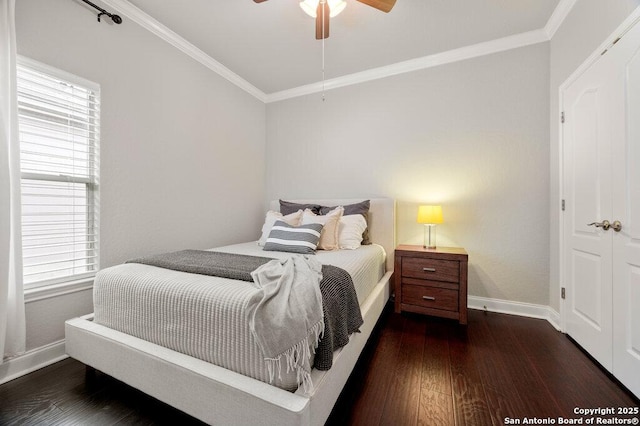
265,320 -> 325,394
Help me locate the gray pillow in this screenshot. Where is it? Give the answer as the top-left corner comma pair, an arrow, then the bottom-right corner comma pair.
279,200 -> 321,215
263,220 -> 324,254
319,200 -> 371,245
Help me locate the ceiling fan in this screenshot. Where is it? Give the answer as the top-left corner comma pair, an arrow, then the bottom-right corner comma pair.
253,0 -> 397,39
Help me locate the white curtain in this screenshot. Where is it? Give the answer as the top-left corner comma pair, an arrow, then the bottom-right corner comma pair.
0,0 -> 26,362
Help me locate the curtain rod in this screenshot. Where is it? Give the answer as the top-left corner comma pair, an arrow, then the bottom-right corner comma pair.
80,0 -> 123,24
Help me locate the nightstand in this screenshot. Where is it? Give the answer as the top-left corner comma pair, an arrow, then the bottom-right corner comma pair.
394,245 -> 468,325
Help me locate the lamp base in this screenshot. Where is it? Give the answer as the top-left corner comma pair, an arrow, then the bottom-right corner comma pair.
423,224 -> 437,249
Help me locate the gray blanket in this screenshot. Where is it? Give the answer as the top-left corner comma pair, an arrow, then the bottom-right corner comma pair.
127,250 -> 269,281
127,250 -> 363,371
249,256 -> 324,392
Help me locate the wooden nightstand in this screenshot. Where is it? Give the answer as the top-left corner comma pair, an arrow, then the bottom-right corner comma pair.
394,245 -> 468,324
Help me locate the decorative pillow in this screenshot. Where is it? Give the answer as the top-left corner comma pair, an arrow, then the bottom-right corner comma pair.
319,200 -> 371,245
338,214 -> 368,249
258,209 -> 303,246
263,220 -> 324,254
279,200 -> 321,215
301,207 -> 343,251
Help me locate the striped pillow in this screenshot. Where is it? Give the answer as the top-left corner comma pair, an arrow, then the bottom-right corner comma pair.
263,220 -> 324,254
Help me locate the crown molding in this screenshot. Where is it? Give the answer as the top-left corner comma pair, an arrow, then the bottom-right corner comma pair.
100,0 -> 267,103
266,28 -> 549,103
99,0 -> 578,104
544,0 -> 578,39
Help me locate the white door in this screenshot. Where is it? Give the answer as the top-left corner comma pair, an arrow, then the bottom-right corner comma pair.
563,19 -> 640,397
563,45 -> 615,371
611,21 -> 640,397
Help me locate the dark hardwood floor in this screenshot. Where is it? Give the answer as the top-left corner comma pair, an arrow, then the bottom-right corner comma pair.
1,308 -> 637,425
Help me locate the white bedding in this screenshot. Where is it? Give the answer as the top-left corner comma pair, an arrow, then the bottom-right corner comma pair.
93,242 -> 386,392
215,242 -> 386,304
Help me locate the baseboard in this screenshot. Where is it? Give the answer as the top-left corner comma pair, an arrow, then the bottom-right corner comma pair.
0,340 -> 68,386
468,296 -> 561,331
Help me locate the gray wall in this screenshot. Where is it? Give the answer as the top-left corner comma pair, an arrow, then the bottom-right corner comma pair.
266,43 -> 551,306
548,0 -> 640,312
16,0 -> 640,354
16,0 -> 266,350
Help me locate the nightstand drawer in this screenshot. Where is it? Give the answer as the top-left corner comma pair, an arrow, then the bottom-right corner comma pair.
402,285 -> 459,312
402,257 -> 459,283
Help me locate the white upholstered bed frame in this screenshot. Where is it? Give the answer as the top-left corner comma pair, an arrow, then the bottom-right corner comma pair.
65,198 -> 395,425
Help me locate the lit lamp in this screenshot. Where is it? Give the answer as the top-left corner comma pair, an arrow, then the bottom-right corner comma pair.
417,205 -> 443,249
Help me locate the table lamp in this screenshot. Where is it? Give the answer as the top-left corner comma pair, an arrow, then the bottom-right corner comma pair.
417,205 -> 443,249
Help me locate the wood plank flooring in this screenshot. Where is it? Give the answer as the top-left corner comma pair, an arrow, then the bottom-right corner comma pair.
1,308 -> 637,425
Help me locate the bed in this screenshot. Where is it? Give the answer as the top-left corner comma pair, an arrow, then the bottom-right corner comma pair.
65,198 -> 396,425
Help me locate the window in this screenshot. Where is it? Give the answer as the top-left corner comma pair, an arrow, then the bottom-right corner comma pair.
17,57 -> 100,289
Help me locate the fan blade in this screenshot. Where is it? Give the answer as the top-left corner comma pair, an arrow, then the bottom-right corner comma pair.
356,0 -> 396,13
253,0 -> 268,3
315,1 -> 330,39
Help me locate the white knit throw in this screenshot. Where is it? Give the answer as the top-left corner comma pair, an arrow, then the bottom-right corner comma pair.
248,255 -> 325,393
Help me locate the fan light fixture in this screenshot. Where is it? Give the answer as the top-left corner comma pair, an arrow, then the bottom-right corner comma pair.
255,0 -> 396,40
300,0 -> 347,18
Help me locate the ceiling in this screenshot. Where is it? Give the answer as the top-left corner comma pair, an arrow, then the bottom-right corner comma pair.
126,0 -> 561,95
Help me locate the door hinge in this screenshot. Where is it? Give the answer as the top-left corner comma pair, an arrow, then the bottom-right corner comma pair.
561,111 -> 565,123
562,199 -> 565,211
561,287 -> 566,299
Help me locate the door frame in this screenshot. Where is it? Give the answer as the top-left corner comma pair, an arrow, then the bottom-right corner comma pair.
558,8 -> 640,333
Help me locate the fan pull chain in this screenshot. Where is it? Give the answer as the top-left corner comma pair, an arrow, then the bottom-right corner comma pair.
322,35 -> 326,101
321,0 -> 326,101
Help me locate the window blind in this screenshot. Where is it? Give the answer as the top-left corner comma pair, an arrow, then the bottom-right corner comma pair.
17,59 -> 100,288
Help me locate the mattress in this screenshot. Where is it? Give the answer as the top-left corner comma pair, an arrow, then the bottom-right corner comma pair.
93,242 -> 386,391
214,242 -> 386,304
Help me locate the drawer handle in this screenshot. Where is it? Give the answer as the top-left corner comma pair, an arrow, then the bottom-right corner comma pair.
422,267 -> 436,272
422,296 -> 436,301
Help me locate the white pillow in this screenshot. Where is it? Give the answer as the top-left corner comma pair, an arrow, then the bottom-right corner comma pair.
338,214 -> 368,249
301,206 -> 344,250
258,209 -> 303,246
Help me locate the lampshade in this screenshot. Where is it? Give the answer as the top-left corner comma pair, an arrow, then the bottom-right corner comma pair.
417,205 -> 443,224
300,0 -> 347,18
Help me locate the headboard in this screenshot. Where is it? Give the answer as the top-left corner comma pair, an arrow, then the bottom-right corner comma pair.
269,198 -> 396,272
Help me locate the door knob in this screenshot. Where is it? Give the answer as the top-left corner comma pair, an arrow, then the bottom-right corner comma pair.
588,220 -> 611,230
612,220 -> 622,232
